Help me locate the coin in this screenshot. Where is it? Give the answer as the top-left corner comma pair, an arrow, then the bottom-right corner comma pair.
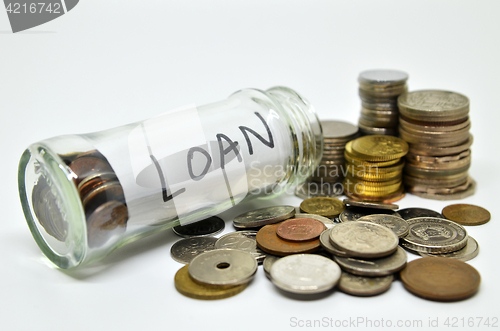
356,214 -> 409,238
408,134 -> 473,157
338,272 -> 393,297
300,197 -> 346,218
334,246 -> 407,276
174,265 -> 247,300
398,90 -> 469,122
401,217 -> 468,254
339,206 -> 401,222
330,221 -> 399,258
294,213 -> 335,228
270,254 -> 341,294
400,257 -> 480,301
86,200 -> 128,248
233,205 -> 295,229
170,236 -> 217,264
419,236 -> 479,262
188,249 -> 257,286
256,223 -> 320,256
350,135 -> 409,161
410,178 -> 476,201
77,172 -> 118,198
319,228 -> 350,257
173,216 -> 225,238
276,218 -> 326,242
82,181 -> 125,215
215,231 -> 267,263
397,208 -> 444,220
263,255 -> 281,279
68,156 -> 114,185
442,204 -> 491,226
321,120 -> 359,140
358,69 -> 409,86
343,199 -> 398,210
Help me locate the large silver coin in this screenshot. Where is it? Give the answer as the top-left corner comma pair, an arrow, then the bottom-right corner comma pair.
397,208 -> 444,220
188,249 -> 258,286
419,236 -> 479,262
170,236 -> 217,264
357,214 -> 409,238
398,90 -> 469,122
215,231 -> 267,263
401,217 -> 468,254
233,205 -> 295,229
321,120 -> 359,141
330,221 -> 399,258
339,206 -> 401,222
263,255 -> 281,279
343,199 -> 398,210
270,254 -> 341,294
338,272 -> 393,297
172,216 -> 225,238
319,228 -> 349,257
295,213 -> 335,229
358,69 -> 409,86
334,246 -> 407,276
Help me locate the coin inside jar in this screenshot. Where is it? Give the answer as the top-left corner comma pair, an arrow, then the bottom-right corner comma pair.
68,156 -> 114,185
86,200 -> 128,248
276,218 -> 326,242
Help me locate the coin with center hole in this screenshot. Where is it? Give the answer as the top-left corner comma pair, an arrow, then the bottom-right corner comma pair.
173,216 -> 225,238
338,272 -> 393,297
442,204 -> 491,226
170,236 -> 217,264
334,246 -> 407,276
215,231 -> 267,263
356,214 -> 409,238
188,249 -> 258,286
233,205 -> 295,229
276,218 -> 326,242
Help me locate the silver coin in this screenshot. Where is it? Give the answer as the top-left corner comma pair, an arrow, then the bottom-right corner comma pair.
338,272 -> 393,296
319,228 -> 349,257
401,217 -> 468,254
172,216 -> 225,238
330,221 -> 399,258
339,206 -> 401,222
263,255 -> 281,279
215,231 -> 267,263
358,69 -> 409,86
188,248 -> 258,286
321,120 -> 359,140
343,199 -> 398,210
270,254 -> 341,294
295,213 -> 335,229
233,205 -> 295,229
356,214 -> 409,238
398,90 -> 469,122
170,236 -> 217,264
419,236 -> 479,262
397,207 -> 444,220
334,246 -> 407,276
409,178 -> 476,201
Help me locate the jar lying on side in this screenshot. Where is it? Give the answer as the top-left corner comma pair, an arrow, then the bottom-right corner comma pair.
18,86 -> 323,269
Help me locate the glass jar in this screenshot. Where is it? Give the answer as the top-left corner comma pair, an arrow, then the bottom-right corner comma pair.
18,86 -> 323,269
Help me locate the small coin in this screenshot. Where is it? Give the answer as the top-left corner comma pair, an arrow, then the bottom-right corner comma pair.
256,223 -> 320,256
170,236 -> 218,264
442,204 -> 491,226
338,272 -> 393,297
270,254 -> 341,294
68,156 -> 114,185
300,197 -> 346,218
343,199 -> 398,210
358,69 -> 409,86
294,213 -> 335,228
334,246 -> 407,276
173,216 -> 225,238
233,205 -> 295,229
77,172 -> 118,198
330,221 -> 399,258
276,218 -> 326,242
339,206 -> 401,222
82,181 -> 125,215
86,200 -> 128,248
215,231 -> 266,263
263,255 -> 281,279
397,208 -> 444,220
400,257 -> 480,301
356,214 -> 409,238
420,236 -> 479,262
174,265 -> 247,300
188,249 -> 258,286
401,217 -> 468,254
319,228 -> 350,257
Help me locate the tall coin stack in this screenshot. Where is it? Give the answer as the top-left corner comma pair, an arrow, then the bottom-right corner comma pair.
357,69 -> 409,136
397,90 -> 474,200
343,135 -> 408,203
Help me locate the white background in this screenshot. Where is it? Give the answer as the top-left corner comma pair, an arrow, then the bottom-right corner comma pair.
1,1 -> 500,330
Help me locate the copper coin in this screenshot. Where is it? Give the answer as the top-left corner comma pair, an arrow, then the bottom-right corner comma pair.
442,204 -> 491,226
87,200 -> 128,248
256,223 -> 320,256
78,172 -> 118,198
82,182 -> 125,215
69,156 -> 114,185
400,257 -> 480,301
276,218 -> 326,242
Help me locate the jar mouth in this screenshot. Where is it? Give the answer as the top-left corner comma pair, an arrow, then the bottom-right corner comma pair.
18,145 -> 87,269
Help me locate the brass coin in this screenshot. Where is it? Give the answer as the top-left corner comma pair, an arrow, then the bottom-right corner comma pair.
345,145 -> 400,167
300,197 -> 346,218
400,257 -> 480,301
442,204 -> 491,226
68,156 -> 114,185
78,172 -> 118,199
256,223 -> 320,256
350,135 -> 408,161
174,265 -> 247,300
345,186 -> 406,203
276,218 -> 326,242
86,200 -> 128,248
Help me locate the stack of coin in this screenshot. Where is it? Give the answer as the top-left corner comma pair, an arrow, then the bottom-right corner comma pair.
343,135 -> 408,202
357,69 -> 409,136
296,120 -> 359,198
398,90 -> 475,200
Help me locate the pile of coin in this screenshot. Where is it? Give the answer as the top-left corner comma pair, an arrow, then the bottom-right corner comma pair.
343,135 -> 408,202
296,120 -> 359,199
398,90 -> 475,200
357,69 -> 409,136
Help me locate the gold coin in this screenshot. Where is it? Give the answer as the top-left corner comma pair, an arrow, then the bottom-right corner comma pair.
174,265 -> 247,300
442,203 -> 491,226
344,180 -> 402,196
345,159 -> 405,174
300,197 -> 346,218
350,135 -> 408,161
345,176 -> 402,187
346,187 -> 406,203
348,170 -> 403,182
